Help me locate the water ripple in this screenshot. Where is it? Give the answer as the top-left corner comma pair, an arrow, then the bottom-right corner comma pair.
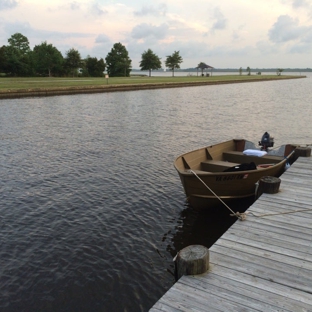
1,75 -> 312,311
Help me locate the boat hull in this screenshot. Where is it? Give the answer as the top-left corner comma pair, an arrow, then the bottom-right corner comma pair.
174,139 -> 296,209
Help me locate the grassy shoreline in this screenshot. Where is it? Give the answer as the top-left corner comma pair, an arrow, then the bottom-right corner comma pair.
0,75 -> 305,99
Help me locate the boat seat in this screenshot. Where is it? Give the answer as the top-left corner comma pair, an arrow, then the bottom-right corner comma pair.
223,151 -> 282,165
201,160 -> 240,172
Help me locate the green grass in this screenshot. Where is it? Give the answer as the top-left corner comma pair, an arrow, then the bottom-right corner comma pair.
0,74 -> 301,92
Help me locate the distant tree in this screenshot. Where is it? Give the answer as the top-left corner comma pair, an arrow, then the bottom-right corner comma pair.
2,45 -> 31,76
239,67 -> 242,75
4,33 -> 32,76
165,51 -> 183,77
8,33 -> 31,55
0,46 -> 8,73
139,49 -> 162,77
105,42 -> 132,77
246,66 -> 251,75
276,68 -> 284,76
65,48 -> 82,77
33,42 -> 63,76
85,56 -> 106,77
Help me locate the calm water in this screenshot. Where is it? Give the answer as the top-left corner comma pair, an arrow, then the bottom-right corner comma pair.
1,75 -> 312,311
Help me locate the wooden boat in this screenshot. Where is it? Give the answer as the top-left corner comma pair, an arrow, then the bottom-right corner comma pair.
174,137 -> 297,209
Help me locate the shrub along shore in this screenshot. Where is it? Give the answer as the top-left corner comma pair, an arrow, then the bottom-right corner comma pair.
0,75 -> 305,99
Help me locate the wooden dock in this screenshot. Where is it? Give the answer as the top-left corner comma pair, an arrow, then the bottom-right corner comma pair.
150,156 -> 312,311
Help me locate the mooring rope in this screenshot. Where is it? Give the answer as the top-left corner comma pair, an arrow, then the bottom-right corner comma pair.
189,169 -> 247,221
248,207 -> 312,218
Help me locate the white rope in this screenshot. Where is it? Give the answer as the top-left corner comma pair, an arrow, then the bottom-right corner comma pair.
248,208 -> 312,218
189,170 -> 247,221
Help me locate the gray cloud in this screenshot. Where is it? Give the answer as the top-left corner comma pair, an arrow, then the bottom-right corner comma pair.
280,0 -> 310,9
90,3 -> 108,16
91,43 -> 113,60
92,33 -> 113,59
131,23 -> 169,40
211,7 -> 227,32
268,15 -> 309,43
95,34 -> 111,43
134,4 -> 167,16
301,30 -> 312,43
256,40 -> 278,54
3,21 -> 93,46
289,42 -> 312,53
0,0 -> 18,10
70,1 -> 80,10
56,1 -> 107,17
231,30 -> 240,41
292,0 -> 310,8
3,21 -> 33,37
291,0 -> 312,19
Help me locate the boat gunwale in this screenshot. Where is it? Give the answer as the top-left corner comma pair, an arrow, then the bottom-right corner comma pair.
174,139 -> 294,175
173,139 -> 235,165
178,160 -> 284,176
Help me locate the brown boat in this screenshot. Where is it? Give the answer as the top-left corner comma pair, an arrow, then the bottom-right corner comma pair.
174,135 -> 297,209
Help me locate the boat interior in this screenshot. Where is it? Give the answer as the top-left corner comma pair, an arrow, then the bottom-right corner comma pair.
176,139 -> 296,173
200,151 -> 282,172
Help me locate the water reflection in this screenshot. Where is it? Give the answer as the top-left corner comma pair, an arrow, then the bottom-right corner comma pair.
165,196 -> 255,256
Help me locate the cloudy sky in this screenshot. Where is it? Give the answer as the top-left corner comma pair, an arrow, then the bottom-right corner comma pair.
1,0 -> 312,69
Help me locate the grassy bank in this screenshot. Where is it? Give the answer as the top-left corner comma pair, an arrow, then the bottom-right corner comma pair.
0,74 -> 305,99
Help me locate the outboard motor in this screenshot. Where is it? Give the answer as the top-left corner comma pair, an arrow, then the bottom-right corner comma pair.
259,132 -> 274,151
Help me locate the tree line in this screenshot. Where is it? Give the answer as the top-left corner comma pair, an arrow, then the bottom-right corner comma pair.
0,33 -> 184,77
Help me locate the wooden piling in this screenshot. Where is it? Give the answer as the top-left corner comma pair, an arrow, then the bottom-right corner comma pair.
295,146 -> 311,158
256,176 -> 281,199
175,245 -> 209,280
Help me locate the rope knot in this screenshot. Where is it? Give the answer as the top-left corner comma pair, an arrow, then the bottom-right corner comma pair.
230,212 -> 247,221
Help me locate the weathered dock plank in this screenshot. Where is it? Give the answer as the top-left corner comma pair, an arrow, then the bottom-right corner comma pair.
150,156 -> 312,311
